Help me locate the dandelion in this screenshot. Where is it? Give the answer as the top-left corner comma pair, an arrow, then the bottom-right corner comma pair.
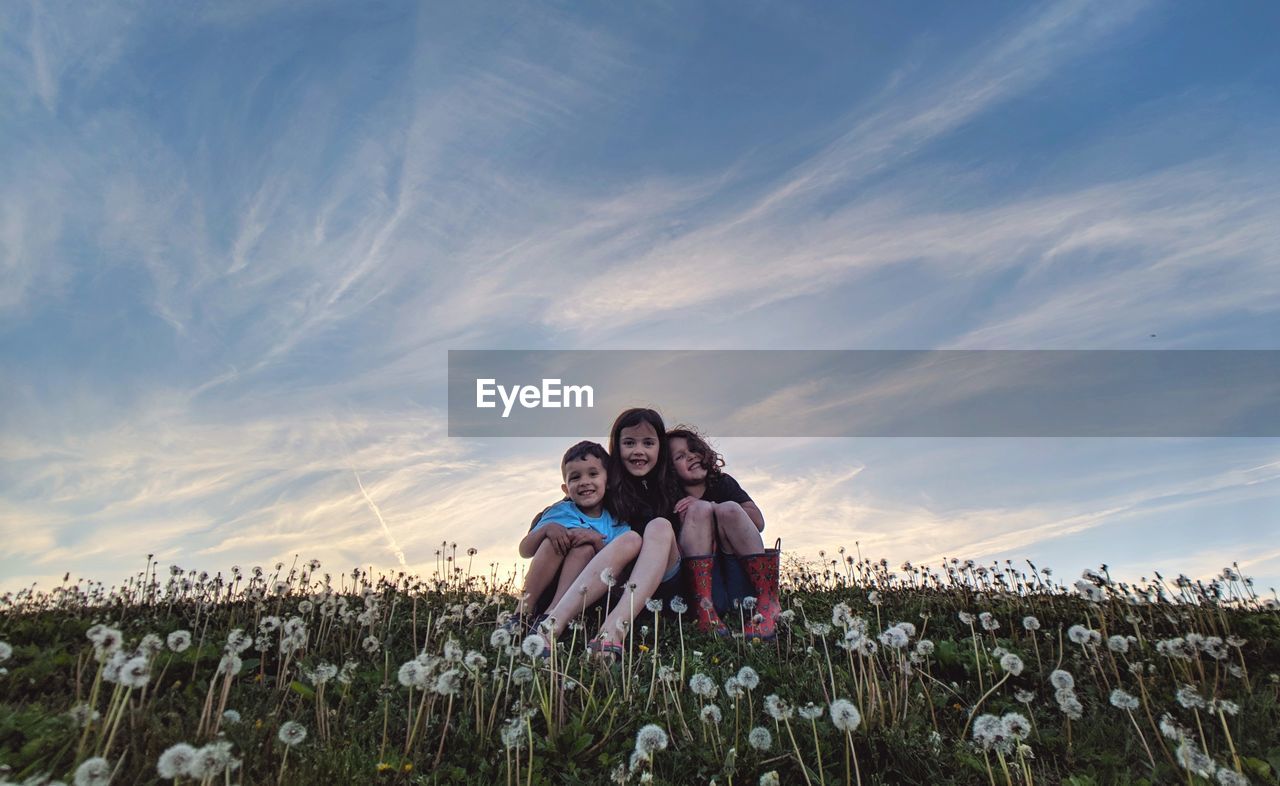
0,642 -> 10,662
915,639 -> 935,657
700,705 -> 723,725
434,669 -> 462,696
216,653 -> 242,676
1217,769 -> 1250,786
763,694 -> 793,721
1176,685 -> 1206,709
1022,616 -> 1040,631
669,596 -> 688,614
500,717 -> 526,750
878,626 -> 908,649
1175,739 -> 1217,778
1001,713 -> 1031,740
74,757 -> 111,786
1210,698 -> 1240,716
1000,653 -> 1025,676
634,723 -> 669,757
225,629 -> 252,654
222,709 -> 241,724
760,772 -> 780,786
689,673 -> 717,699
119,655 -> 151,688
1049,669 -> 1075,690
979,612 -> 1000,632
278,721 -> 307,746
397,660 -> 423,688
443,639 -> 464,662
958,611 -> 975,625
521,634 -> 547,659
646,598 -> 663,613
489,628 -> 512,649
464,651 -> 487,671
362,636 -> 380,654
829,699 -> 861,731
512,666 -> 533,685
1107,635 -> 1130,653
798,703 -> 824,720
600,568 -> 617,587
1014,689 -> 1035,703
157,743 -> 197,780
748,726 -> 773,751
1109,689 -> 1140,711
972,714 -> 1006,751
736,666 -> 760,691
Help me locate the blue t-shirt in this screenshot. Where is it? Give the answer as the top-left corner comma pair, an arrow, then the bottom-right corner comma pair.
533,500 -> 630,546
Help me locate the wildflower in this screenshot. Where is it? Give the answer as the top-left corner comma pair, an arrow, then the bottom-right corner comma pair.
958,611 -> 975,625
669,596 -> 688,614
138,634 -> 164,656
1159,713 -> 1187,741
634,724 -> 669,758
896,621 -> 917,637
867,591 -> 881,605
972,714 -> 1005,750
74,757 -> 111,786
434,669 -> 462,696
1075,580 -> 1104,602
443,639 -> 464,662
1001,712 -> 1031,740
69,703 -> 101,727
1059,696 -> 1083,720
1107,635 -> 1130,654
361,636 -> 380,654
222,709 -> 241,724
1176,685 -> 1206,709
600,568 -> 617,587
1067,625 -> 1094,645
646,598 -> 664,613
748,727 -> 773,751
760,772 -> 780,786
1217,769 -> 1250,786
829,699 -> 861,732
763,694 -> 794,721
119,655 -> 151,688
501,717 -> 526,750
1175,739 -> 1216,778
277,721 -> 307,746
1110,689 -> 1140,710
0,642 -> 10,662
658,665 -> 677,683
464,651 -> 487,671
798,703 -> 824,720
157,743 -> 197,779
1000,653 -> 1024,676
700,705 -> 723,725
878,626 -> 908,649
188,741 -> 237,779
216,653 -> 242,676
832,602 -> 853,627
1049,669 -> 1075,690
915,639 -> 935,657
306,663 -> 338,685
225,629 -> 253,654
1209,698 -> 1240,716
736,666 -> 760,691
397,660 -> 423,688
979,612 -> 1000,632
489,628 -> 512,649
521,634 -> 547,659
689,673 -> 717,699
512,666 -> 533,685
1022,616 -> 1040,631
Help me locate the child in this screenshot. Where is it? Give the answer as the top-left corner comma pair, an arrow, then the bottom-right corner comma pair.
668,426 -> 780,640
515,441 -> 630,624
540,408 -> 684,659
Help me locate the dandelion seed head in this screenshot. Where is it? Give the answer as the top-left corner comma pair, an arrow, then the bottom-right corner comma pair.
700,704 -> 723,725
669,596 -> 688,614
434,669 -> 462,696
521,634 -> 547,659
747,726 -> 773,751
759,772 -> 780,786
1049,669 -> 1075,690
763,694 -> 793,721
689,673 -> 717,698
1022,616 -> 1040,631
645,598 -> 664,613
1014,689 -> 1035,704
829,699 -> 861,732
157,743 -> 197,779
634,723 -> 669,756
1176,685 -> 1205,709
736,666 -> 760,691
74,756 -> 111,786
277,721 -> 307,746
1001,712 -> 1031,740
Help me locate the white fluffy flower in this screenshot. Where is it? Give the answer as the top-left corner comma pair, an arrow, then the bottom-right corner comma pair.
1001,713 -> 1031,740
74,757 -> 112,786
829,699 -> 861,732
434,669 -> 462,696
748,726 -> 773,751
736,666 -> 760,691
798,703 -> 824,720
1110,689 -> 1140,711
277,721 -> 307,746
1107,635 -> 1130,654
634,724 -> 669,757
1049,669 -> 1075,690
763,694 -> 793,721
1022,616 -> 1040,631
222,709 -> 241,724
119,655 -> 151,689
700,705 -> 723,725
760,772 -> 780,786
1000,654 -> 1024,676
157,743 -> 197,779
521,634 -> 548,659
689,673 -> 717,699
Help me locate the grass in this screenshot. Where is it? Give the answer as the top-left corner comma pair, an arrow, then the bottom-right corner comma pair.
0,548 -> 1278,785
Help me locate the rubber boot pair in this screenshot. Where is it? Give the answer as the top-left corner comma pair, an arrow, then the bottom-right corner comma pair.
683,554 -> 729,637
741,545 -> 782,641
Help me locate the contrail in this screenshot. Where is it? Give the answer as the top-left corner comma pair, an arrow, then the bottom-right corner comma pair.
332,416 -> 409,568
351,466 -> 408,568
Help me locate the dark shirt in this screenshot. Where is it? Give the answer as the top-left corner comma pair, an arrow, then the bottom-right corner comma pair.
699,473 -> 752,505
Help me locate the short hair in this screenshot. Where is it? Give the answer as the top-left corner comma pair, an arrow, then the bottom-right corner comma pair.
562,440 -> 609,475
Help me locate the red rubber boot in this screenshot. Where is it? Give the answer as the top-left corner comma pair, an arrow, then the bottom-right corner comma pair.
683,555 -> 729,636
740,547 -> 782,640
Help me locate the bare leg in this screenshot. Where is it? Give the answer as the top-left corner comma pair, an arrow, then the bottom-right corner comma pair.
544,532 -> 642,638
714,502 -> 765,555
519,539 -> 567,615
598,518 -> 680,646
677,499 -> 716,556
548,544 -> 596,609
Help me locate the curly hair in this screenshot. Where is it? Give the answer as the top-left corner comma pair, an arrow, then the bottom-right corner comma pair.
666,425 -> 725,486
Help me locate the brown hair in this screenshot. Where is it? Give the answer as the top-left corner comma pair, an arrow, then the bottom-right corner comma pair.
666,424 -> 725,485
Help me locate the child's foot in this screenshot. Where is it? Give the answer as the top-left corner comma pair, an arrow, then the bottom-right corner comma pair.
586,637 -> 623,665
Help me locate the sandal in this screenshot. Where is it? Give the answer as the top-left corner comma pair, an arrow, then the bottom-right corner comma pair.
586,638 -> 624,664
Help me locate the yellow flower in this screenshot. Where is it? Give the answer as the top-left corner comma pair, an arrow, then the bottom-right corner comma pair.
402,763 -> 413,773
638,644 -> 650,652
376,763 -> 392,773
711,656 -> 720,664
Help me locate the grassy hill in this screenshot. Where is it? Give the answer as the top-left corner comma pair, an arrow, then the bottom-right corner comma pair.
1,549 -> 1277,785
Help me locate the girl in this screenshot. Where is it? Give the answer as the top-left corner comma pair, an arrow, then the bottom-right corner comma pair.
668,425 -> 781,640
541,408 -> 683,658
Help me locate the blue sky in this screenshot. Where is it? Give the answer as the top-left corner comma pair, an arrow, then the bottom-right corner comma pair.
2,1 -> 1278,595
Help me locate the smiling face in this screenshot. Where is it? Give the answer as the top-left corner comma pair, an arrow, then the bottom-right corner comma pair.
669,436 -> 708,487
617,420 -> 661,477
562,454 -> 607,514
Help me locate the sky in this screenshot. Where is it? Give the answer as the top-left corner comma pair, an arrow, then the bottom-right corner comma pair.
2,0 -> 1278,597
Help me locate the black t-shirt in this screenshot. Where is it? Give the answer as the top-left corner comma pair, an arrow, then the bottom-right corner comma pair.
699,473 -> 752,505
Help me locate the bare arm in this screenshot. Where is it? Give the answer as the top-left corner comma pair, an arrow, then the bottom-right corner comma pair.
520,522 -> 569,558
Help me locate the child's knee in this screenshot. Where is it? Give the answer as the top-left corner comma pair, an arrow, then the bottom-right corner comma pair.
615,530 -> 643,556
645,517 -> 675,545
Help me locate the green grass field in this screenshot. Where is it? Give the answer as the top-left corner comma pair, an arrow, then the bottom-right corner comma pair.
1,549 -> 1277,785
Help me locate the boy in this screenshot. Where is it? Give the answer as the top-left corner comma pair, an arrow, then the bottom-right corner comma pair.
514,441 -> 630,625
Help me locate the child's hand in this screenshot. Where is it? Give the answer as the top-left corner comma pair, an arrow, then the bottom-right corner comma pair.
541,522 -> 572,554
674,495 -> 701,517
568,529 -> 605,550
